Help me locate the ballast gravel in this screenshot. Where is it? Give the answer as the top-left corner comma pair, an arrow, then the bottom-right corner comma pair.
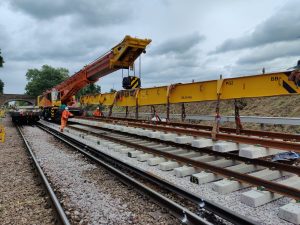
46,121 -> 296,225
0,117 -> 55,225
22,125 -> 180,225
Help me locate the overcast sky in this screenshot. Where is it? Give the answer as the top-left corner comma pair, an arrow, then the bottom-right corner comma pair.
0,0 -> 299,94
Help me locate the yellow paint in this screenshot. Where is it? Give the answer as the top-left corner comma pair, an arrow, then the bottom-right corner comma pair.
0,125 -> 5,143
138,86 -> 168,106
81,71 -> 299,107
116,90 -> 136,107
110,35 -> 151,69
0,109 -> 5,118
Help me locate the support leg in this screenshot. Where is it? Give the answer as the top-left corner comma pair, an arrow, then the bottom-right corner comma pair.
181,103 -> 186,122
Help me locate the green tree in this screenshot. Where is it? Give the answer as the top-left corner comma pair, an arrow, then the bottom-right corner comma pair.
76,83 -> 101,99
25,65 -> 69,97
110,88 -> 117,93
0,49 -> 4,67
0,79 -> 4,94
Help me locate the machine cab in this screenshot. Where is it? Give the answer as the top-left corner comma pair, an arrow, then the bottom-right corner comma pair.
50,89 -> 61,106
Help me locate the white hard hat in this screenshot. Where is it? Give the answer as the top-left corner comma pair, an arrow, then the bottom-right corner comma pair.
65,107 -> 69,110
96,107 -> 99,109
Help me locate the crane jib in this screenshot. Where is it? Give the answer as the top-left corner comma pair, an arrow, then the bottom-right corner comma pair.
37,35 -> 151,121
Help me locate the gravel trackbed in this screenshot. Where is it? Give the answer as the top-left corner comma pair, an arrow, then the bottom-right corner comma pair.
0,117 -> 56,225
21,124 -> 180,225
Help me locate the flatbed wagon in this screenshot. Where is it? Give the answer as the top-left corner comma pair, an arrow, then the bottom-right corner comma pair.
9,106 -> 41,124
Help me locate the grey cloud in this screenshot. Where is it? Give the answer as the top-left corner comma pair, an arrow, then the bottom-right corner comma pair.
6,27 -> 114,62
142,66 -> 222,87
0,25 -> 8,48
0,61 -> 31,93
8,0 -> 69,19
140,54 -> 222,87
7,0 -> 132,26
151,33 -> 205,56
144,33 -> 205,74
213,1 -> 300,53
237,40 -> 300,65
225,56 -> 300,80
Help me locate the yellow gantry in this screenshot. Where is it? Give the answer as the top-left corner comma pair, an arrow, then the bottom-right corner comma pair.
80,71 -> 300,107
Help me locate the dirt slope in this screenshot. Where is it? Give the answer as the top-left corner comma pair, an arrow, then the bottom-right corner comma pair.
136,95 -> 300,133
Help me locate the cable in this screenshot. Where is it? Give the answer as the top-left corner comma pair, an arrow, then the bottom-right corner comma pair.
139,56 -> 141,79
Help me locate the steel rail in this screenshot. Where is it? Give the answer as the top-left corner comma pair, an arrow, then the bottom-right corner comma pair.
66,123 -> 300,200
36,123 -> 213,225
123,121 -> 300,152
101,112 -> 300,126
38,122 -> 258,225
146,121 -> 300,141
75,123 -> 300,176
16,126 -> 71,225
78,116 -> 300,141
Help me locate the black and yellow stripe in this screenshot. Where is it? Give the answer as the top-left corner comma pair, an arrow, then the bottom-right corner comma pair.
283,81 -> 297,93
122,76 -> 141,89
130,77 -> 140,89
283,72 -> 299,93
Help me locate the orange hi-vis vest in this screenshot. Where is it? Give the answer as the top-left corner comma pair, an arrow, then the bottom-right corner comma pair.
93,109 -> 102,117
62,110 -> 73,120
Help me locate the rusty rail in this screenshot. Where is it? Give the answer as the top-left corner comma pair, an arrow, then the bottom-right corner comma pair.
128,122 -> 300,152
68,123 -> 300,200
70,122 -> 300,176
84,116 -> 300,152
39,122 -> 258,225
79,116 -> 300,141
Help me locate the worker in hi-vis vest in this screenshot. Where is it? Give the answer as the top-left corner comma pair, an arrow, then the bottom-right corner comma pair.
60,107 -> 73,132
93,107 -> 102,117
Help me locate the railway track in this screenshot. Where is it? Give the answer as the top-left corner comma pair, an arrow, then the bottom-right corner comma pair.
16,125 -> 71,225
38,121 -> 259,225
78,116 -> 300,140
65,121 -> 300,199
34,121 -> 231,225
78,117 -> 300,152
60,117 -> 300,224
